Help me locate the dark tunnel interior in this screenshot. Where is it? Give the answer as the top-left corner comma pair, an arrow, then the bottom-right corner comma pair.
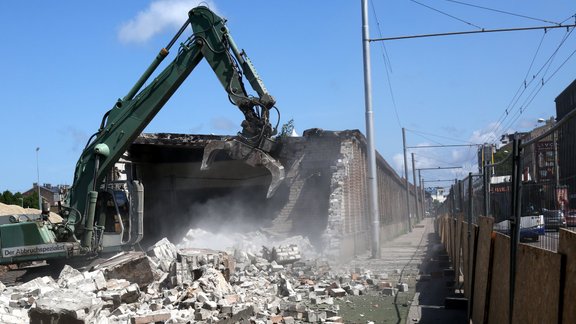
126,136 -> 334,250
128,142 -> 288,246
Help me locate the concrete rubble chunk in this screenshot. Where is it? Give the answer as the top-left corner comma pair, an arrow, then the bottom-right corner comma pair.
120,283 -> 141,303
147,237 -> 178,273
28,288 -> 103,323
326,315 -> 344,323
196,267 -> 233,297
172,248 -> 234,287
17,276 -> 57,293
130,310 -> 171,324
95,252 -> 155,288
57,264 -> 83,287
382,287 -> 398,296
397,282 -> 409,292
329,287 -> 346,297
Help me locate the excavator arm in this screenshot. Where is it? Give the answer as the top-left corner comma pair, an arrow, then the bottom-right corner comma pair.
0,6 -> 284,264
65,6 -> 285,247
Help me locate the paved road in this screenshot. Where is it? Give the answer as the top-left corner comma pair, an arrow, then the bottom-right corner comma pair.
340,218 -> 467,323
405,218 -> 467,324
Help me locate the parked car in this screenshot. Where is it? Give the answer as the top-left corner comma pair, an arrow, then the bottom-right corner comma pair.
543,209 -> 567,231
493,214 -> 545,242
566,210 -> 576,227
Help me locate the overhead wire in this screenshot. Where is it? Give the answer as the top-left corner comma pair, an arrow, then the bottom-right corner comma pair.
425,0 -> 575,145
409,0 -> 483,30
409,132 -> 446,147
502,44 -> 576,133
443,0 -> 561,25
369,0 -> 402,128
396,1 -> 575,174
560,13 -> 576,25
484,31 -> 547,142
407,128 -> 478,145
485,25 -> 575,142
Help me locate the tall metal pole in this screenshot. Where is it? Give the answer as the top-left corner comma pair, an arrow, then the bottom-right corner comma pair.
361,0 -> 380,258
483,162 -> 490,217
421,177 -> 425,217
36,147 -> 41,210
419,170 -> 425,217
467,172 -> 474,320
411,153 -> 420,222
509,138 -> 522,324
402,128 -> 412,231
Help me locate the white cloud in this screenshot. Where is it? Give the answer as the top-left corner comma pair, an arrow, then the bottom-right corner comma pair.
469,121 -> 501,145
392,153 -> 405,174
118,0 -> 218,44
210,116 -> 237,131
391,120 -> 514,187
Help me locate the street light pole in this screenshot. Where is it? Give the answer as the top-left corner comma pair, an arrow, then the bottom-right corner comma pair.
36,147 -> 41,210
361,0 -> 380,258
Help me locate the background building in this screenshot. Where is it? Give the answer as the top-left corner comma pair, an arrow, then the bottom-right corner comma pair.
556,79 -> 576,209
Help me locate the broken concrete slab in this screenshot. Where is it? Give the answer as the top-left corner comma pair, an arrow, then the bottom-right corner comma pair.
28,289 -> 103,323
147,237 -> 178,273
172,248 -> 234,287
94,252 -> 154,288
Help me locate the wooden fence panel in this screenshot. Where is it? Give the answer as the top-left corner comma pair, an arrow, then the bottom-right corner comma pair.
487,233 -> 510,324
472,216 -> 494,324
512,244 -> 561,324
559,229 -> 576,324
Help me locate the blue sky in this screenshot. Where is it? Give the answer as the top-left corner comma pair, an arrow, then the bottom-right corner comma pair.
1,1 -> 575,192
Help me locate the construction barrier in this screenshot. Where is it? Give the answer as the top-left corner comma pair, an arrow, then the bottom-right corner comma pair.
437,215 -> 576,323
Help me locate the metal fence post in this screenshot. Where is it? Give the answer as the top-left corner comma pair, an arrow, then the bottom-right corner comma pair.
466,173 -> 477,320
509,137 -> 523,324
483,162 -> 490,217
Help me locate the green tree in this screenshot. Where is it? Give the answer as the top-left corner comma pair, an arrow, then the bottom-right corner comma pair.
1,190 -> 35,208
277,119 -> 295,138
1,190 -> 15,205
493,149 -> 513,176
23,192 -> 39,209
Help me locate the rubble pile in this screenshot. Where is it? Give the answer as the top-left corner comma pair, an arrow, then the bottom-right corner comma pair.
0,236 -> 407,323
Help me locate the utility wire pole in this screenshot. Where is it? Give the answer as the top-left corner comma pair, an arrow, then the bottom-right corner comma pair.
402,128 -> 412,232
361,0 -> 380,258
36,147 -> 41,211
412,153 -> 420,222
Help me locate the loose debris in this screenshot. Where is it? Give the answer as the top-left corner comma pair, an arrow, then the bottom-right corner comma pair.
0,234 -> 407,323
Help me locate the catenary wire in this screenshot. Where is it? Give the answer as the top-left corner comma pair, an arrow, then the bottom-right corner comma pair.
407,128 -> 479,145
443,0 -> 561,25
370,0 -> 403,128
488,26 -> 575,143
502,44 -> 576,134
410,0 -> 483,30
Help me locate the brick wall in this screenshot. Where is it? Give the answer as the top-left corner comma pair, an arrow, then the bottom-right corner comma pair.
278,129 -> 418,261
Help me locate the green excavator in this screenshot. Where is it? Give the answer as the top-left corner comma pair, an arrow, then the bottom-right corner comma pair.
0,6 -> 284,265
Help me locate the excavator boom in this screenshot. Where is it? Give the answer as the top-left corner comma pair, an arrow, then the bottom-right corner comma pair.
0,6 -> 284,264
